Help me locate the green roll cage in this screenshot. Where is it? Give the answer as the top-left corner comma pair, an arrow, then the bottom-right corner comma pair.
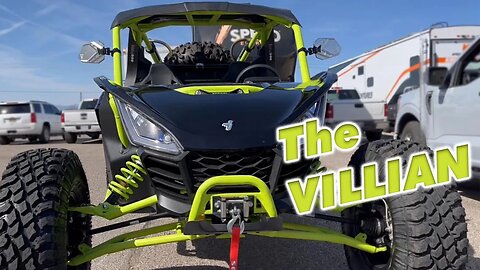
68,8 -> 387,267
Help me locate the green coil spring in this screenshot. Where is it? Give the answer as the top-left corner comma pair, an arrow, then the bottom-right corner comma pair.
108,155 -> 147,200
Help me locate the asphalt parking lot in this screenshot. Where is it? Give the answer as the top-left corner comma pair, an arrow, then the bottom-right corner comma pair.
0,136 -> 479,269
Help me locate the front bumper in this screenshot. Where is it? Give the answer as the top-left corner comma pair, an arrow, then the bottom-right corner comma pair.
68,175 -> 387,267
139,147 -> 313,214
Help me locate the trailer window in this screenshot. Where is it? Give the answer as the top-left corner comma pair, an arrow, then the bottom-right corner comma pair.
367,77 -> 374,87
358,66 -> 364,75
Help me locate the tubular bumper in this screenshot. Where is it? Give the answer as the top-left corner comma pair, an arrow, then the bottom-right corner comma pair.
68,176 -> 387,266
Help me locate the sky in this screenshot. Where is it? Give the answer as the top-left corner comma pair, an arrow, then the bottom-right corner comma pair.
0,0 -> 479,106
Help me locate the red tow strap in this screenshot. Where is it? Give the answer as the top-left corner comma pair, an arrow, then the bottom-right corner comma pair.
229,226 -> 241,270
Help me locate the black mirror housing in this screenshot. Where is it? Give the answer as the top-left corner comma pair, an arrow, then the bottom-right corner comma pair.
425,67 -> 448,86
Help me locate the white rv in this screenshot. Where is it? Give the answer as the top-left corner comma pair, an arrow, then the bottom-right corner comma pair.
329,25 -> 480,131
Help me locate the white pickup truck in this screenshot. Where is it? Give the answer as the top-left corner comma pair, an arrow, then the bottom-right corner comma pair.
396,37 -> 480,179
325,89 -> 388,141
61,99 -> 100,143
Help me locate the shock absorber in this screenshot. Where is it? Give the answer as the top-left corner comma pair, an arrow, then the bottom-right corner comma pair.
105,155 -> 147,204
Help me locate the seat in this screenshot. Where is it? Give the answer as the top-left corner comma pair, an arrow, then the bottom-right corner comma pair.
141,64 -> 182,85
222,62 -> 251,82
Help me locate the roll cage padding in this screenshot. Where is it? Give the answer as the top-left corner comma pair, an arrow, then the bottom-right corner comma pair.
125,31 -> 152,86
141,64 -> 182,85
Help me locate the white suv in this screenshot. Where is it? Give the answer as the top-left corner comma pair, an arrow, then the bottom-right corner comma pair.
0,101 -> 63,144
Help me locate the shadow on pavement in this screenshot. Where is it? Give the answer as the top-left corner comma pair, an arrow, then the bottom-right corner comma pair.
154,214 -> 348,270
458,178 -> 480,201
468,244 -> 480,270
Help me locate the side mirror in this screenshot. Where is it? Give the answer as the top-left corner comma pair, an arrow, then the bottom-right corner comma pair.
79,41 -> 106,64
314,38 -> 341,60
425,67 -> 448,86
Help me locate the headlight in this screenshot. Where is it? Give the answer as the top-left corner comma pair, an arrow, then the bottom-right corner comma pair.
117,101 -> 181,154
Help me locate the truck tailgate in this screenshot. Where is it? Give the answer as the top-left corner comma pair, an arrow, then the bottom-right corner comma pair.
63,110 -> 97,125
328,100 -> 385,122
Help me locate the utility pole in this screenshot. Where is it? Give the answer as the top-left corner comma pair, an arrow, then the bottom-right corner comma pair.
80,91 -> 83,102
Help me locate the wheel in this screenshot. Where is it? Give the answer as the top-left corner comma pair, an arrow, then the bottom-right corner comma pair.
400,121 -> 426,145
38,125 -> 50,143
28,136 -> 37,143
0,149 -> 91,270
164,41 -> 232,65
342,140 -> 468,270
87,133 -> 100,140
0,136 -> 10,145
64,132 -> 78,144
365,130 -> 382,142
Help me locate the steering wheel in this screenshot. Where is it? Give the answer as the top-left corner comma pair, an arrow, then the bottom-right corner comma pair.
230,38 -> 253,60
149,39 -> 172,56
235,64 -> 280,83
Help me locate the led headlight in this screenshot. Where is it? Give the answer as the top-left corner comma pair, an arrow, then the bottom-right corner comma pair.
117,101 -> 181,154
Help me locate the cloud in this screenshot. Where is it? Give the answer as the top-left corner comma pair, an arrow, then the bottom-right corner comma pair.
0,2 -> 85,49
0,20 -> 26,36
0,45 -> 89,93
35,4 -> 58,16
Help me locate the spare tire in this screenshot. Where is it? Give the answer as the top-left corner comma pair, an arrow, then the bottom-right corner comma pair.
164,41 -> 232,65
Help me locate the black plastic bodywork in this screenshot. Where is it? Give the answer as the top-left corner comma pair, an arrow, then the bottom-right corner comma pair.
95,73 -> 336,214
111,2 -> 300,28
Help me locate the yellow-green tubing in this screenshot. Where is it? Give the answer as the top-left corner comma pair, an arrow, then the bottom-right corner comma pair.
292,24 -> 311,83
142,33 -> 161,63
70,195 -> 158,220
108,94 -> 129,148
247,231 -> 386,254
239,31 -> 260,62
112,26 -> 123,85
188,175 -> 277,221
68,222 -> 212,266
68,221 -> 386,266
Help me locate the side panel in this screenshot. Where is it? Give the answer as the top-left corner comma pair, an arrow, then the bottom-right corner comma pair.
96,93 -> 157,210
333,33 -> 426,105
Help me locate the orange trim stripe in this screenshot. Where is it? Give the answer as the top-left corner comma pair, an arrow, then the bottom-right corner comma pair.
338,50 -> 382,78
385,57 -> 447,101
385,63 -> 421,101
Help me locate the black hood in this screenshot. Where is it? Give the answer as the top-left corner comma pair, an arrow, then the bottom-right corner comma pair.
94,73 -> 335,151
136,88 -> 303,150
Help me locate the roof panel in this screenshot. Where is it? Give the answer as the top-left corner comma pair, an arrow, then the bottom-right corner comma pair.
111,2 -> 299,29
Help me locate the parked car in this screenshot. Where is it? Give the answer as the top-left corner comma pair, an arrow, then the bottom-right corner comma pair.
325,89 -> 387,141
61,98 -> 100,143
0,101 -> 62,144
396,37 -> 480,178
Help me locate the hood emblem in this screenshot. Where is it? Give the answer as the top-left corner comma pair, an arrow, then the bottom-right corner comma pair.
222,120 -> 234,131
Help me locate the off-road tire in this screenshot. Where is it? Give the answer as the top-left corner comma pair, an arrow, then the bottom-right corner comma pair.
400,121 -> 426,145
0,136 -> 10,145
164,41 -> 232,65
0,149 -> 91,270
38,125 -> 50,143
342,139 -> 468,270
365,130 -> 382,142
64,132 -> 77,144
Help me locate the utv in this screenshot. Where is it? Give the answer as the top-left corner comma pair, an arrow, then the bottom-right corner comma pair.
0,2 -> 468,270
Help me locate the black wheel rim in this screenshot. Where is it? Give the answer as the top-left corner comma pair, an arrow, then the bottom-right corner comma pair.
355,200 -> 394,269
